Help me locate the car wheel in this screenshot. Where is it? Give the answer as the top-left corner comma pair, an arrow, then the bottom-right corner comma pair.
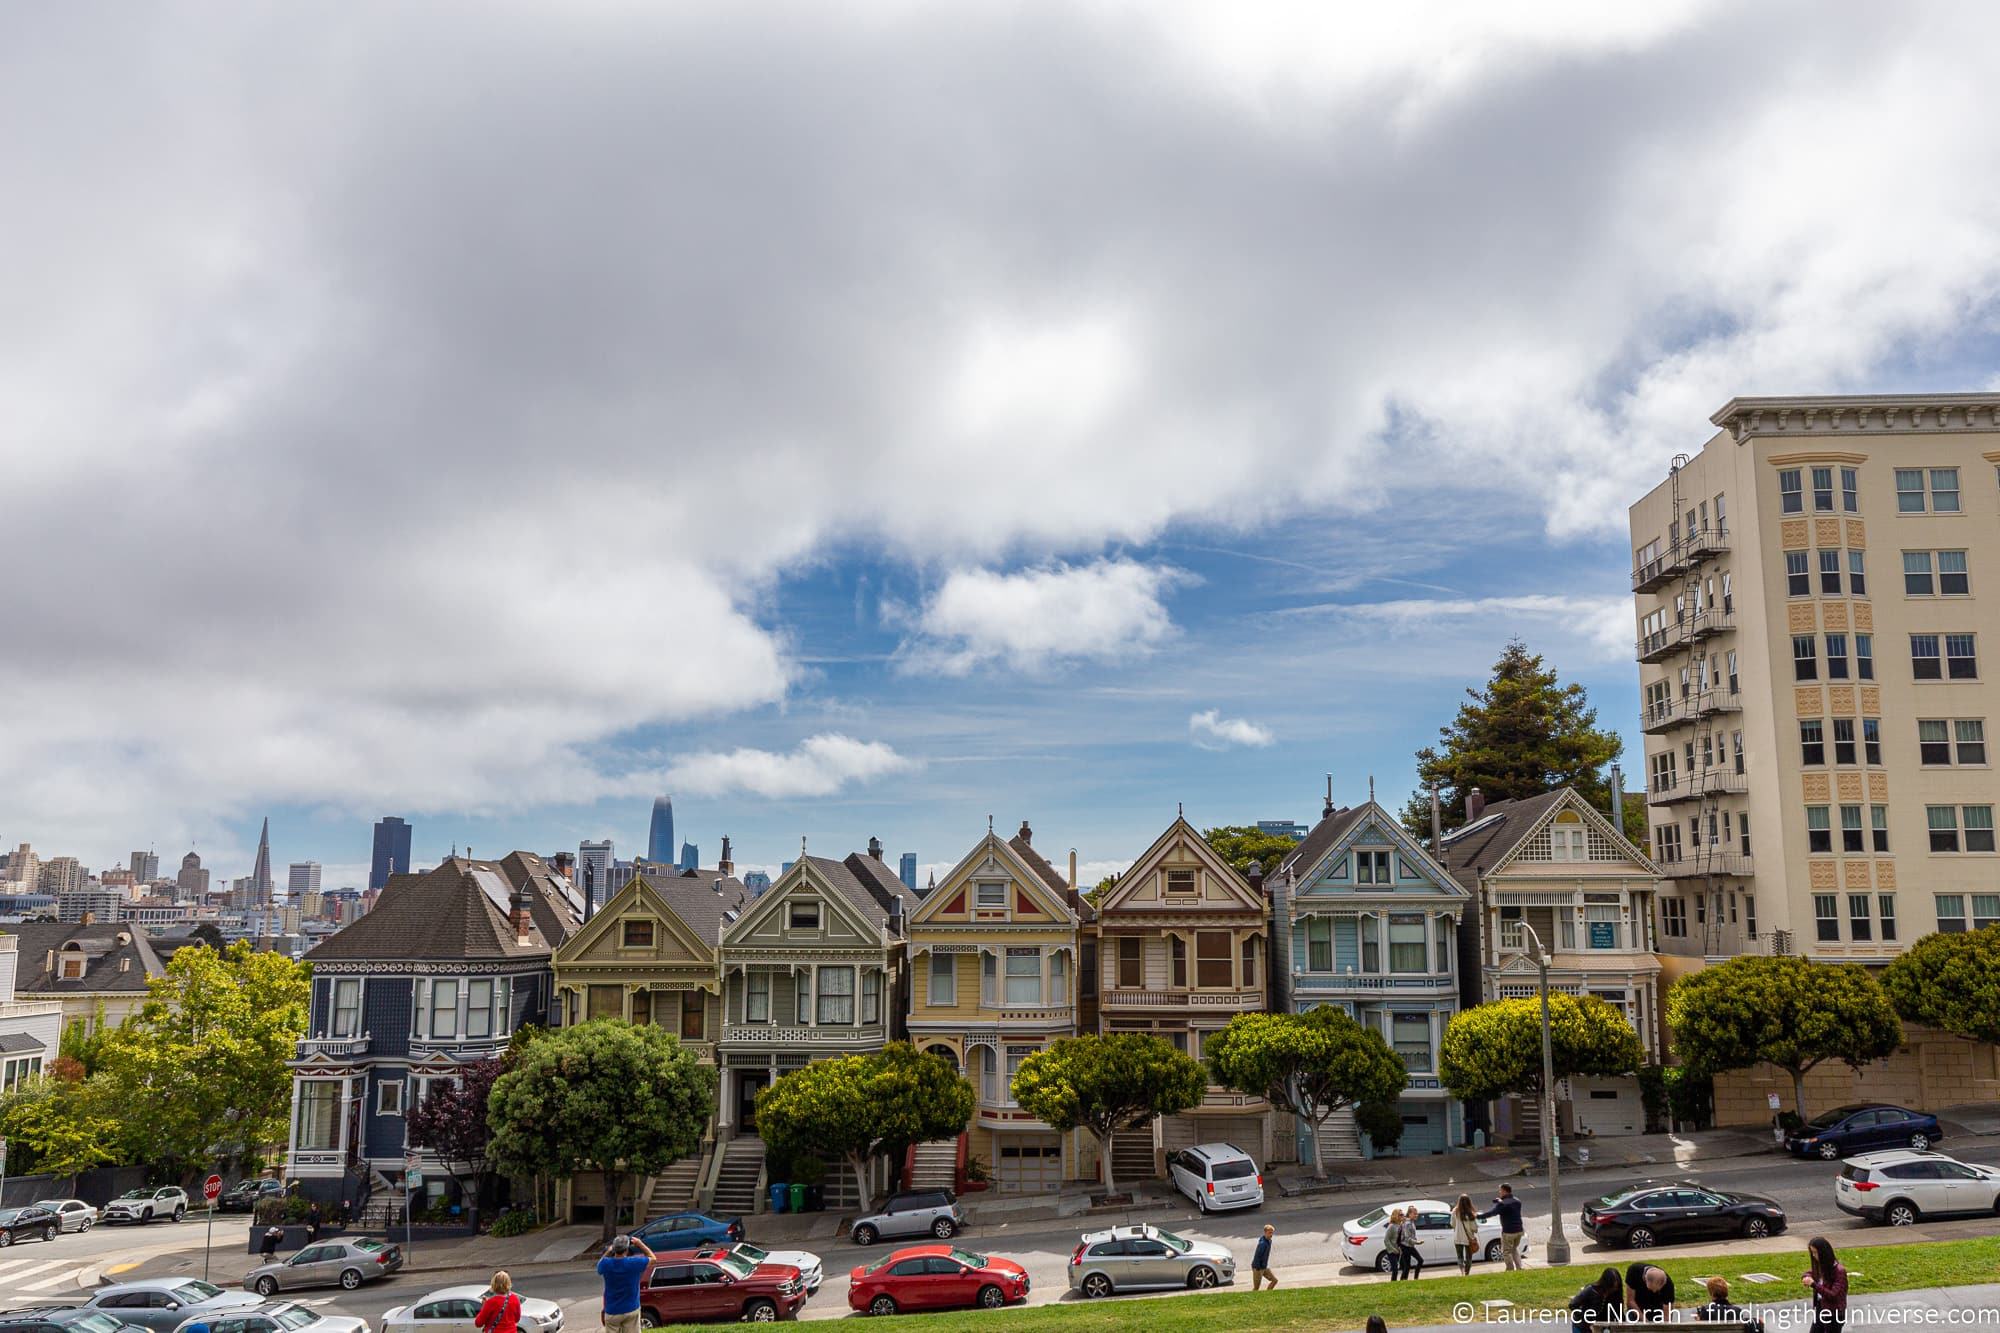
1818,1142 -> 1840,1160
744,1300 -> 777,1323
976,1285 -> 1005,1310
41,1226 -> 55,1243
256,1277 -> 280,1298
867,1295 -> 897,1317
1627,1226 -> 1656,1249
1374,1249 -> 1395,1274
853,1223 -> 878,1246
174,1206 -> 186,1221
1187,1265 -> 1218,1290
639,1310 -> 663,1329
931,1218 -> 956,1239
1082,1273 -> 1112,1299
1483,1239 -> 1502,1262
1909,1133 -> 1931,1151
339,1268 -> 364,1290
1886,1201 -> 1919,1227
80,1219 -> 92,1233
0,1232 -> 13,1248
1743,1218 -> 1771,1239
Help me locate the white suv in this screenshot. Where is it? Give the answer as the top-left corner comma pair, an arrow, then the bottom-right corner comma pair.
1835,1150 -> 2000,1226
1167,1143 -> 1264,1213
101,1186 -> 190,1225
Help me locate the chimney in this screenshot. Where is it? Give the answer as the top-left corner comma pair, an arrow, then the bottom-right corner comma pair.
1323,773 -> 1334,818
81,910 -> 96,926
1067,849 -> 1077,890
712,877 -> 724,895
1466,787 -> 1486,823
889,894 -> 905,936
867,835 -> 883,861
510,887 -> 533,947
718,836 -> 734,876
1247,859 -> 1266,899
1430,784 -> 1443,853
1017,820 -> 1032,847
583,861 -> 596,922
1609,763 -> 1625,832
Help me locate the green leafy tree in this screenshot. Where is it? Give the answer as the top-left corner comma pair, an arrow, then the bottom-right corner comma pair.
1199,826 -> 1296,879
1355,1099 -> 1406,1156
57,1006 -> 111,1075
1882,926 -> 2000,1045
1666,955 -> 1903,1119
487,1020 -> 715,1240
90,942 -> 309,1178
0,1075 -> 119,1189
1010,1034 -> 1205,1198
1398,641 -> 1633,841
405,1057 -> 502,1224
1205,1009 -> 1407,1179
756,1043 -> 974,1206
1440,994 -> 1644,1106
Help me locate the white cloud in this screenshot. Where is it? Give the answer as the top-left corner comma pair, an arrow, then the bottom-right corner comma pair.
1189,709 -> 1275,750
895,560 -> 1188,676
1314,595 -> 1633,661
665,733 -> 918,800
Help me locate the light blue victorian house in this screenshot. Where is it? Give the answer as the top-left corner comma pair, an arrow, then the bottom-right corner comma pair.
1273,789 -> 1469,1161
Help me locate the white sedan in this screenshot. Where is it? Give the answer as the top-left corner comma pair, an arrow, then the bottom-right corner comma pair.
381,1287 -> 562,1333
31,1199 -> 96,1233
1339,1199 -> 1516,1273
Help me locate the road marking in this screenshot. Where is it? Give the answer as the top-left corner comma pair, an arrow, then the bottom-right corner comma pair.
20,1266 -> 94,1292
0,1259 -> 44,1276
0,1259 -> 78,1284
105,1262 -> 141,1275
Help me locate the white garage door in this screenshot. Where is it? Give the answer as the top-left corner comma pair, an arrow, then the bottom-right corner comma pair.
1571,1078 -> 1642,1137
994,1134 -> 1063,1192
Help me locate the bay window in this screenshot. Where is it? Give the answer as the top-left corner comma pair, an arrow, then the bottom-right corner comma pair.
297,1081 -> 339,1150
429,979 -> 458,1038
746,970 -> 770,1022
1049,950 -> 1068,1005
680,993 -> 705,1040
1390,1013 -> 1432,1072
1005,948 -> 1041,1005
1306,918 -> 1332,972
817,966 -> 855,1024
1195,931 -> 1233,987
1387,914 -> 1427,973
331,979 -> 361,1038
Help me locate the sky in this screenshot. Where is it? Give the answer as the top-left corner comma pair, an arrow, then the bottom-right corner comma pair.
6,1 -> 2000,891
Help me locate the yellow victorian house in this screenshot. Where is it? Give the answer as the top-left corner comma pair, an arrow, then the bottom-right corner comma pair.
906,820 -> 1093,1194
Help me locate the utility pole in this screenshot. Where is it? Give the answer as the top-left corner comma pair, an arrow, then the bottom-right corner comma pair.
1521,923 -> 1571,1266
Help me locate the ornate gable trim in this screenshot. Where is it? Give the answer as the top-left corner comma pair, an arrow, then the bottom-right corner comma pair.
910,833 -> 1073,928
1294,802 -> 1470,902
721,857 -> 879,951
1099,816 -> 1262,916
554,875 -> 713,965
1486,790 -> 1662,880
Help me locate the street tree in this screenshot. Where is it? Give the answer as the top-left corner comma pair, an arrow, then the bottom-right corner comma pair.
1666,955 -> 1903,1119
1205,1009 -> 1407,1179
405,1057 -> 503,1223
1882,926 -> 2000,1045
0,1074 -> 119,1190
1440,994 -> 1643,1105
1200,826 -> 1297,879
487,1020 -> 715,1240
756,1043 -> 974,1204
1010,1034 -> 1205,1198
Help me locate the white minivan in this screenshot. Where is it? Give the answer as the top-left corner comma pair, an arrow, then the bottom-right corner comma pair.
1166,1143 -> 1264,1212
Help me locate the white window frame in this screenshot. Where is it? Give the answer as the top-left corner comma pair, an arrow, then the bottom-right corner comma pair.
975,880 -> 1007,908
817,966 -> 856,1025
331,978 -> 362,1038
745,970 -> 770,1022
376,1079 -> 405,1116
862,969 -> 881,1024
1004,947 -> 1042,1006
929,951 -> 956,1006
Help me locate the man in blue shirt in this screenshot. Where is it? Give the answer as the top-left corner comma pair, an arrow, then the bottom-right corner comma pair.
1251,1224 -> 1276,1290
1479,1184 -> 1526,1270
596,1234 -> 655,1333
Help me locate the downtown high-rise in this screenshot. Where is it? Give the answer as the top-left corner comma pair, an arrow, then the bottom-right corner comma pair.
647,796 -> 675,864
370,816 -> 413,890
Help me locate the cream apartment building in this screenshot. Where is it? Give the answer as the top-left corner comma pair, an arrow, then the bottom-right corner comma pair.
1630,394 -> 2000,1120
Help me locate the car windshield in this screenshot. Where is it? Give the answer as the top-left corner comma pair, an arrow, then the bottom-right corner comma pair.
948,1250 -> 986,1269
117,1190 -> 151,1200
1151,1230 -> 1192,1254
1809,1106 -> 1865,1127
173,1283 -> 224,1302
732,1245 -> 768,1262
73,1316 -> 126,1333
273,1310 -> 319,1330
1354,1208 -> 1387,1228
1210,1161 -> 1257,1181
0,1210 -> 21,1223
715,1255 -> 754,1280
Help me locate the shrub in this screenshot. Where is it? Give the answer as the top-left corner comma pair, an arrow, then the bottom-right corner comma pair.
1356,1099 -> 1405,1155
1662,1066 -> 1715,1131
488,1208 -> 537,1238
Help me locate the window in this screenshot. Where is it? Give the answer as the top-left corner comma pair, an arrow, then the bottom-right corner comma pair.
466,978 -> 493,1040
1813,466 -> 1834,511
1872,804 -> 1890,852
1049,949 -> 1067,1005
1004,948 -> 1041,1005
429,978 -> 458,1038
1655,824 -> 1682,863
1928,805 -> 1960,852
297,1081 -> 339,1150
1305,917 -> 1332,972
1356,850 -> 1391,884
1937,894 -> 1967,932
1819,549 -> 1841,594
796,972 -> 811,1024
1913,634 -> 1942,679
1005,1046 -> 1032,1103
1746,893 -> 1757,939
1904,551 -> 1934,595
1434,915 -> 1451,974
1780,468 -> 1803,513
1741,811 -> 1752,855
1957,720 -> 1987,764
1834,719 -> 1857,765
1786,551 -> 1810,596
745,971 -> 770,1022
1841,805 -> 1864,853
1241,935 -> 1258,989
1933,467 -> 1961,511
1661,897 -> 1687,937
1863,718 -> 1882,764
682,991 -> 706,1040
930,951 -> 957,1005
1896,468 -> 1926,512
1196,931 -> 1233,987
1387,914 -> 1427,973
1733,730 -> 1745,774
1967,806 -> 1996,853
1117,936 -> 1142,986
1164,868 -> 1197,896
59,954 -> 83,980
817,966 -> 855,1024
1723,572 -> 1735,612
1850,635 -> 1872,681
1815,894 -> 1839,942
975,880 -> 1006,908
1170,934 -> 1187,987
1807,806 -> 1832,853
331,979 -> 361,1038
1799,719 -> 1825,765
1585,903 -> 1623,949
1921,719 -> 1953,764
1650,751 -> 1675,793
1980,895 -> 2000,929
1360,914 -> 1381,972
1842,467 -> 1859,512
788,901 -> 821,930
979,1046 -> 998,1102
1794,635 -> 1818,680
1848,894 -> 1872,941
622,919 -> 654,948
1848,549 -> 1867,595
376,1081 -> 404,1116
1878,895 -> 1897,942
1391,1013 -> 1432,1072
1826,634 -> 1849,679
1940,550 -> 1970,595
1948,634 -> 1978,679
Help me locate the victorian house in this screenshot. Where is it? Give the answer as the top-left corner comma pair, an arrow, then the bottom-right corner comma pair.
1093,814 -> 1271,1180
287,852 -> 583,1212
1437,788 -> 1663,1142
1276,792 -> 1470,1160
714,841 -> 908,1214
906,821 -> 1092,1194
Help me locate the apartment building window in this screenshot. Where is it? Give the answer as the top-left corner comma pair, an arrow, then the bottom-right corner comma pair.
1781,469 -> 1804,514
1387,914 -> 1427,973
1746,894 -> 1758,939
746,971 -> 770,1021
1661,897 -> 1687,937
1799,719 -> 1825,765
1897,467 -> 1960,512
1842,467 -> 1859,512
1305,918 -> 1332,972
1855,634 -> 1874,680
1913,634 -> 1942,679
1356,849 -> 1391,884
1947,634 -> 1978,679
1941,551 -> 1971,594
1169,936 -> 1187,987
1196,931 -> 1233,987
1841,805 -> 1865,853
1807,806 -> 1832,853
1794,635 -> 1818,681
818,966 -> 856,1024
1872,805 -> 1890,852
1864,718 -> 1882,764
1848,550 -> 1867,595
1819,549 -> 1842,594
1937,895 -> 1967,932
1656,824 -> 1682,863
1956,720 -> 1987,764
1934,468 -> 1962,511
1815,894 -> 1839,942
1118,936 -> 1142,986
1848,894 -> 1873,941
1968,806 -> 1997,852
1733,730 -> 1745,774
1716,492 -> 1728,530
1920,719 -> 1953,764
1646,680 -> 1671,724
931,950 -> 957,1005
1904,551 -> 1935,595
1391,1012 -> 1433,1072
1925,805 -> 1993,852
1722,572 -> 1735,612
331,979 -> 361,1038
1694,893 -> 1707,926
1812,467 -> 1835,511
1929,805 -> 1961,851
1740,811 -> 1752,855
1786,551 -> 1810,596
1823,634 -> 1849,680
1878,895 -> 1897,942
1834,719 -> 1857,765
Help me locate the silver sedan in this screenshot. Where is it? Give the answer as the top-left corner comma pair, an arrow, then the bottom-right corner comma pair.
32,1199 -> 97,1233
1068,1224 -> 1236,1298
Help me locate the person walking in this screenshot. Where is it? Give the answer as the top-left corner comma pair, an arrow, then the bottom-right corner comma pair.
1478,1184 -> 1525,1271
1383,1209 -> 1407,1280
1625,1262 -> 1676,1321
1251,1224 -> 1277,1290
476,1273 -> 522,1333
1568,1267 -> 1623,1333
305,1203 -> 322,1244
598,1235 -> 655,1333
1397,1209 -> 1424,1282
1451,1194 -> 1479,1275
259,1225 -> 284,1260
1803,1237 -> 1848,1333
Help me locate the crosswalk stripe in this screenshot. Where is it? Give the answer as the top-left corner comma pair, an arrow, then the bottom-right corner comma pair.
18,1266 -> 90,1292
0,1258 -> 76,1284
0,1259 -> 42,1276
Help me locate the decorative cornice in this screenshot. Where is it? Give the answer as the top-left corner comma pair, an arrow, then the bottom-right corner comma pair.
1713,395 -> 2000,441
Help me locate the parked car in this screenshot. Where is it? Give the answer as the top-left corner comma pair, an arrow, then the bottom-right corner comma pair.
244,1238 -> 404,1295
637,1248 -> 806,1325
1580,1183 -> 1786,1249
382,1286 -> 561,1333
1836,1150 -> 2000,1226
702,1244 -> 822,1295
1166,1143 -> 1264,1213
1785,1104 -> 1942,1160
168,1304 -> 367,1333
0,1309 -> 150,1333
848,1189 -> 963,1246
84,1278 -> 265,1330
30,1199 -> 96,1233
1339,1200 -> 1507,1273
216,1181 -> 285,1214
846,1245 -> 1029,1316
100,1187 -> 189,1225
0,1206 -> 63,1247
629,1212 -> 743,1248
1068,1224 -> 1234,1297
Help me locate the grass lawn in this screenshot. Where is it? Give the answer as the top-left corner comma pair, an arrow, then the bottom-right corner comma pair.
658,1235 -> 2000,1332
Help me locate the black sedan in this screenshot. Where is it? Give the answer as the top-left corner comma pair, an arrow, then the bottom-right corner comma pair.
0,1205 -> 64,1246
1784,1103 -> 1941,1160
216,1179 -> 285,1213
1581,1184 -> 1786,1249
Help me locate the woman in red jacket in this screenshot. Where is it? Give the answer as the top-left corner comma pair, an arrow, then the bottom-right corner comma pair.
475,1272 -> 522,1333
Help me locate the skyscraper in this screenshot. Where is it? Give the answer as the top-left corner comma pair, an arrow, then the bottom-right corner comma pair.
130,850 -> 160,882
579,839 -> 614,914
647,796 -> 676,865
288,861 -> 322,902
249,817 -> 274,906
370,816 -> 413,890
898,852 -> 917,892
176,851 -> 208,899
678,840 -> 699,872
743,870 -> 772,895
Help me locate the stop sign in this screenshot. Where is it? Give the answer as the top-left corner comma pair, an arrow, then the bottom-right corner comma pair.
204,1174 -> 223,1202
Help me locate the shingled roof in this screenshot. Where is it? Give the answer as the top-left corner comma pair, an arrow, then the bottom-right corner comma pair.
303,854 -> 584,962
797,853 -> 907,933
1276,804 -> 1371,884
1008,822 -> 1094,923
639,868 -> 752,946
1433,790 -> 1572,889
9,921 -> 169,994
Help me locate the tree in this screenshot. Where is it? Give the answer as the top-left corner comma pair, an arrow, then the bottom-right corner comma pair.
90,942 -> 309,1179
756,1044 -> 974,1205
1398,641 -> 1630,840
1355,1099 -> 1405,1156
0,1075 -> 119,1189
1882,926 -> 2000,1045
405,1058 -> 502,1223
1205,1009 -> 1407,1179
1200,826 -> 1295,879
1010,1034 -> 1205,1198
1666,956 -> 1903,1119
1440,994 -> 1643,1105
487,1020 -> 715,1240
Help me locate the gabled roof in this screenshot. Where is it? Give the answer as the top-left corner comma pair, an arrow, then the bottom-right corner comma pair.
723,850 -> 905,946
8,922 -> 168,994
913,824 -> 1087,927
1009,826 -> 1093,923
1433,789 -> 1655,888
1277,805 -> 1370,884
643,868 -> 752,944
1098,815 -> 1261,916
1279,799 -> 1466,897
303,853 -> 584,962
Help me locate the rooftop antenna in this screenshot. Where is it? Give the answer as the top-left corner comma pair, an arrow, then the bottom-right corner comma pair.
1368,776 -> 1375,802
1177,801 -> 1184,818
988,815 -> 994,834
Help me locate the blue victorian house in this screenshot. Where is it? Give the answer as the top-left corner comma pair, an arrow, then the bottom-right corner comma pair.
287,852 -> 583,1213
1274,790 -> 1469,1162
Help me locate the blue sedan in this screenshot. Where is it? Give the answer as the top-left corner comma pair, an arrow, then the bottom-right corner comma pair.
1785,1104 -> 1942,1160
630,1212 -> 744,1247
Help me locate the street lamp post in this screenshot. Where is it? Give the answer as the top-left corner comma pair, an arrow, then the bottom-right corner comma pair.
1517,922 -> 1571,1267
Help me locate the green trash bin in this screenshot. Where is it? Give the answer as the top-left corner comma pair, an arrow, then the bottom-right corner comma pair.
788,1182 -> 806,1215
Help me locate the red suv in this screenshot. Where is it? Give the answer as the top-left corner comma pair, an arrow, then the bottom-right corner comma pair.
846,1245 -> 1030,1316
638,1248 -> 806,1324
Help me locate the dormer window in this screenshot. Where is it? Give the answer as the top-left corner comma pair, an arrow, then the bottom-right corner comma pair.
1356,850 -> 1391,885
1550,811 -> 1589,861
60,953 -> 84,980
975,881 -> 1007,908
1165,869 -> 1197,897
788,901 -> 821,931
622,920 -> 655,948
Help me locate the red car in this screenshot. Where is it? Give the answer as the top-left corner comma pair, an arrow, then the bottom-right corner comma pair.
847,1244 -> 1030,1317
637,1248 -> 806,1324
